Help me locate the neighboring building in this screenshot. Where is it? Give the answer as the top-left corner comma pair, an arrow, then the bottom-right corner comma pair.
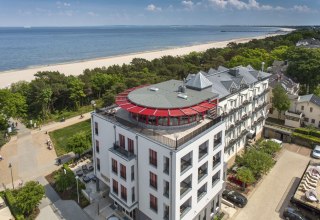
92,79 -> 225,220
285,94 -> 320,128
268,61 -> 300,120
204,66 -> 271,165
296,38 -> 320,48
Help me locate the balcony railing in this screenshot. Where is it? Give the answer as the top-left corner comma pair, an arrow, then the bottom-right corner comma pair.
213,137 -> 222,148
213,158 -> 221,169
180,181 -> 192,197
180,205 -> 191,218
181,158 -> 192,174
111,142 -> 136,160
199,148 -> 208,160
197,189 -> 207,202
198,168 -> 207,182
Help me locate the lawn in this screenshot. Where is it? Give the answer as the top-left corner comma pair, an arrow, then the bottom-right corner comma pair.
49,119 -> 92,156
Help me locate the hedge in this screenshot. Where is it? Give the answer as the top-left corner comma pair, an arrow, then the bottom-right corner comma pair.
292,132 -> 320,147
4,190 -> 24,220
295,128 -> 320,138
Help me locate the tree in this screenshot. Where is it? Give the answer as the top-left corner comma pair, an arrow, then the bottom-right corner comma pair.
236,167 -> 256,188
272,84 -> 290,118
15,181 -> 45,216
258,140 -> 281,157
237,149 -> 274,178
67,76 -> 86,110
54,165 -> 76,192
66,131 -> 91,155
102,91 -> 115,107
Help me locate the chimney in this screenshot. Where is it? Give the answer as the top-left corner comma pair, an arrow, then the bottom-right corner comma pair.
261,62 -> 265,72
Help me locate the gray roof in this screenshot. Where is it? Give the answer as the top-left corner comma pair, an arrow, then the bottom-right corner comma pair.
296,38 -> 320,48
297,94 -> 320,107
186,71 -> 213,90
269,73 -> 299,91
128,79 -> 218,109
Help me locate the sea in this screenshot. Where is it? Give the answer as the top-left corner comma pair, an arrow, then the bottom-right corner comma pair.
0,25 -> 282,72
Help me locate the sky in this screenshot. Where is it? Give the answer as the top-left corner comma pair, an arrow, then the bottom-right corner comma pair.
0,0 -> 319,26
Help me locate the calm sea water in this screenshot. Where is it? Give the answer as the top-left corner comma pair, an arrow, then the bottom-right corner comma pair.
0,26 -> 280,71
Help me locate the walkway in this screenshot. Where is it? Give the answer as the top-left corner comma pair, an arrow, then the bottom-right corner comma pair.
233,149 -> 310,220
0,112 -> 91,190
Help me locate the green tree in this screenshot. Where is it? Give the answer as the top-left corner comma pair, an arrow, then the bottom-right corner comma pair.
54,165 -> 76,192
102,90 -> 116,106
90,73 -> 115,98
68,76 -> 86,110
270,46 -> 289,61
66,131 -> 91,155
15,181 -> 45,216
236,167 -> 256,188
228,48 -> 271,69
237,149 -> 274,178
272,84 -> 290,118
314,86 -> 320,97
258,140 -> 281,157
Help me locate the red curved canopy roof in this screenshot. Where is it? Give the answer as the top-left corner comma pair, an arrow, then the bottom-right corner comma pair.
115,85 -> 217,117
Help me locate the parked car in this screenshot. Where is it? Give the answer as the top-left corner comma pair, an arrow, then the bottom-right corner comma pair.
87,173 -> 97,182
222,189 -> 247,208
88,165 -> 94,172
82,175 -> 91,183
312,145 -> 320,159
82,165 -> 89,174
76,170 -> 83,177
283,207 -> 310,220
270,138 -> 283,147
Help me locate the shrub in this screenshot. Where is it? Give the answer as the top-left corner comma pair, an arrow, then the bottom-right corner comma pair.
292,132 -> 320,147
4,190 -> 24,220
236,167 -> 256,186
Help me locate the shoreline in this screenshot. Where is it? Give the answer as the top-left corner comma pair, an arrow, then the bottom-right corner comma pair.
0,32 -> 288,88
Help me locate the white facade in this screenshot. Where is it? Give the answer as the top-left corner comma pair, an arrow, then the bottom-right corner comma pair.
217,79 -> 269,162
92,111 -> 225,220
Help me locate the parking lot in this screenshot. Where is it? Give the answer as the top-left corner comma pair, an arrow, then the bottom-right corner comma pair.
232,146 -> 311,220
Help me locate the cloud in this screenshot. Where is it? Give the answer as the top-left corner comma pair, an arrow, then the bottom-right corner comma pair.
56,1 -> 71,9
182,1 -> 194,9
87,11 -> 99,17
146,4 -> 162,12
208,0 -> 312,12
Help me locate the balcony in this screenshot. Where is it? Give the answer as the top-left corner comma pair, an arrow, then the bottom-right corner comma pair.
181,153 -> 192,174
199,148 -> 208,161
285,110 -> 302,119
180,199 -> 191,218
197,186 -> 207,202
110,142 -> 136,161
213,137 -> 222,148
180,176 -> 192,198
212,156 -> 221,170
198,164 -> 208,183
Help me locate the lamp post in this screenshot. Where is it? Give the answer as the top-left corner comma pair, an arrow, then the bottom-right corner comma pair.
91,100 -> 96,112
75,176 -> 80,204
8,163 -> 14,189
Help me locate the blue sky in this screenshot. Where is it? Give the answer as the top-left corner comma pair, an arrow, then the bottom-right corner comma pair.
0,0 -> 319,26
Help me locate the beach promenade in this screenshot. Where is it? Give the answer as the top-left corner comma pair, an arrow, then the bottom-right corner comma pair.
0,33 -> 284,88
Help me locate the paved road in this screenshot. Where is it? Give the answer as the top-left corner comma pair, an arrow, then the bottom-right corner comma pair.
233,148 -> 310,220
0,112 -> 91,190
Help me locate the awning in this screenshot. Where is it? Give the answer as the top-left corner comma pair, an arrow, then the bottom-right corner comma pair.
120,103 -> 136,110
169,109 -> 185,117
191,106 -> 208,113
128,106 -> 146,114
199,102 -> 216,109
154,109 -> 169,117
140,108 -> 156,115
181,108 -> 198,115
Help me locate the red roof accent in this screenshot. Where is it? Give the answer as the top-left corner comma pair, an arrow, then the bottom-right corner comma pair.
154,109 -> 169,117
181,108 -> 198,115
120,103 -> 135,110
191,105 -> 208,113
169,109 -> 185,117
199,102 -> 216,109
140,108 -> 156,115
128,106 -> 146,114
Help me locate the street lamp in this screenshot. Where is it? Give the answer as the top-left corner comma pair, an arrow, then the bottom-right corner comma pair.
91,100 -> 96,112
8,163 -> 14,189
75,176 -> 80,204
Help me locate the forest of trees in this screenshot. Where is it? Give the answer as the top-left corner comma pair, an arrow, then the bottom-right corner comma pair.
1,28 -> 320,132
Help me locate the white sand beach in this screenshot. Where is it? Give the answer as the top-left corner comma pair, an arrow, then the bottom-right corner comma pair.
0,33 -> 286,88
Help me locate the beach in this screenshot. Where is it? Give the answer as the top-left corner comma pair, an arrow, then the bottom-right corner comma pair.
0,33 -> 285,88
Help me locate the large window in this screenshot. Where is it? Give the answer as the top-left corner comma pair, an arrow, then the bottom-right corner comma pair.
120,164 -> 126,180
95,140 -> 100,153
113,179 -> 118,195
150,194 -> 158,212
131,165 -> 135,181
128,138 -> 134,154
163,156 -> 169,174
132,187 -> 135,203
199,140 -> 208,160
112,159 -> 117,174
94,122 -> 99,135
213,132 -> 222,148
119,134 -> 125,148
149,149 -> 157,167
96,158 -> 100,171
150,172 -> 157,189
121,185 -> 127,202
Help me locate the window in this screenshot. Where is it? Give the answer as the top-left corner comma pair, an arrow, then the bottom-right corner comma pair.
96,158 -> 100,171
150,172 -> 157,189
149,149 -> 157,167
301,105 -> 304,111
112,159 -> 117,174
212,170 -> 220,187
213,151 -> 221,169
163,156 -> 169,174
128,138 -> 134,154
131,165 -> 134,181
311,119 -> 315,124
164,205 -> 169,220
213,132 -> 222,148
121,185 -> 127,202
119,134 -> 125,148
120,164 -> 126,180
163,181 -> 169,198
310,107 -> 313,112
304,118 -> 309,122
269,108 -> 273,114
199,141 -> 208,160
94,122 -> 99,135
95,140 -> 99,153
112,179 -> 118,194
150,194 -> 158,212
132,187 -> 135,202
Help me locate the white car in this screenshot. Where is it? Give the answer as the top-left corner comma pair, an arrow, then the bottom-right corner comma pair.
312,145 -> 320,159
269,139 -> 283,148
